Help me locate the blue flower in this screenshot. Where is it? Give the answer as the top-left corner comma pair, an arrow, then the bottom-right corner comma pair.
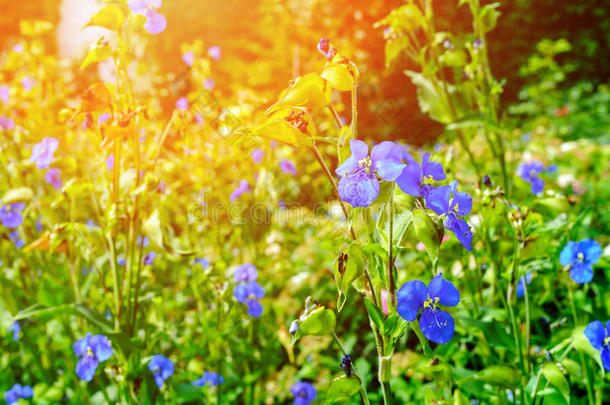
137,236 -> 150,247
193,371 -> 224,387
4,384 -> 33,404
289,320 -> 299,335
9,231 -> 24,249
290,381 -> 317,405
427,181 -> 473,250
30,137 -> 59,169
336,140 -> 405,207
73,333 -> 113,382
234,264 -> 257,283
234,281 -> 265,317
584,321 -> 610,371
148,354 -> 174,388
44,168 -> 62,189
280,159 -> 297,176
143,252 -> 156,266
516,272 -> 533,299
560,239 -> 602,283
117,257 -> 126,266
517,161 -> 545,194
0,203 -> 25,228
397,273 -> 460,344
395,152 -> 446,200
10,321 -> 20,342
194,258 -> 210,268
230,180 -> 251,202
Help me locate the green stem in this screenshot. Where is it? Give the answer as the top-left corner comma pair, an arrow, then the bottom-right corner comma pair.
387,187 -> 396,311
107,233 -> 121,331
351,86 -> 358,139
568,283 -> 595,405
328,105 -> 343,129
332,332 -> 371,405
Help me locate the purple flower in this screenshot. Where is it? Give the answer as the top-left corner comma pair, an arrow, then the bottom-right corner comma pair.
234,264 -> 257,282
194,257 -> 210,268
427,181 -> 473,250
10,321 -> 20,342
98,113 -> 111,124
395,152 -> 446,200
291,381 -> 317,405
148,354 -> 174,388
473,39 -> 483,49
138,236 -> 150,247
584,321 -> 610,371
106,153 -> 114,170
336,140 -> 405,207
73,333 -> 113,382
280,159 -> 297,176
443,39 -> 454,49
194,371 -> 224,387
560,239 -> 602,284
31,137 -> 59,169
289,320 -> 299,335
517,161 -> 545,194
230,180 -> 251,202
516,272 -> 533,299
0,116 -> 14,130
195,113 -> 204,124
118,257 -> 126,266
317,37 -> 337,60
203,78 -> 215,90
397,273 -> 460,344
13,44 -> 24,53
128,0 -> 166,34
175,97 -> 188,110
143,252 -> 156,266
208,46 -> 221,61
0,85 -> 9,104
21,77 -> 35,91
35,216 -> 43,232
234,281 -> 264,317
182,51 -> 194,66
251,149 -> 264,164
0,203 -> 25,228
44,168 -> 62,189
4,384 -> 33,404
9,231 -> 24,249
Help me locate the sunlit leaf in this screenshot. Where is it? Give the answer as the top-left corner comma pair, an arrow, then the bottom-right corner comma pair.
83,5 -> 126,32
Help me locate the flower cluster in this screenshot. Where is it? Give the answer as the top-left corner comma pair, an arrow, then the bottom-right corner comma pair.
73,333 -> 113,382
397,273 -> 460,344
336,140 -> 473,249
233,264 -> 265,317
148,355 -> 174,388
560,239 -> 602,283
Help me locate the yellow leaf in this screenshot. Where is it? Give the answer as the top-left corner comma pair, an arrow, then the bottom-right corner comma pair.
251,109 -> 315,148
83,5 -> 126,32
265,73 -> 331,115
80,39 -> 113,70
1,187 -> 34,205
321,56 -> 359,91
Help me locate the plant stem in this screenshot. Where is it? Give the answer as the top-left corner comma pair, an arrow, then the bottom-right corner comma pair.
328,105 -> 343,128
387,187 -> 396,311
568,283 -> 595,405
351,86 -> 358,139
332,332 -> 371,405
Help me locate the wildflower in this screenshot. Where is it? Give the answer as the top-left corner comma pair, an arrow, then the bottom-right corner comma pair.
175,97 -> 188,110
9,231 -> 24,248
21,77 -> 35,91
0,203 -> 25,228
317,37 -> 337,60
117,258 -> 126,266
128,0 -> 166,34
395,152 -> 446,200
4,384 -> 33,404
234,263 -> 257,282
251,149 -> 264,164
427,181 -> 473,250
473,39 -> 483,49
106,154 -> 114,170
208,46 -> 221,61
516,272 -> 532,298
203,78 -> 215,90
234,281 -> 265,317
31,137 -> 59,169
10,321 -> 20,342
98,113 -> 111,124
280,159 -> 297,176
148,354 -> 174,388
195,257 -> 210,268
73,333 -> 113,382
138,236 -> 150,247
483,174 -> 492,187
230,180 -> 251,202
0,116 -> 14,130
182,51 -> 194,66
0,85 -> 9,103
560,239 -> 602,283
290,381 -> 317,405
397,273 -> 460,344
516,161 -> 545,194
143,252 -> 156,266
443,39 -> 454,49
336,140 -> 405,207
289,320 -> 299,335
44,168 -> 62,189
341,354 -> 353,376
194,371 -> 224,387
584,321 -> 610,371
35,216 -> 43,232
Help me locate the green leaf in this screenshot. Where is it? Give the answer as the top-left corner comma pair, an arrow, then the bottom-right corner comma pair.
337,126 -> 354,165
364,298 -> 384,331
479,3 -> 501,33
326,375 -> 361,404
411,320 -> 432,358
83,5 -> 126,32
542,362 -> 570,402
405,71 -> 453,124
382,314 -> 408,338
385,36 -> 408,68
453,389 -> 470,405
334,242 -> 365,312
475,365 -> 522,389
143,210 -> 163,248
391,208 -> 413,246
1,187 -> 34,204
412,209 -> 442,266
294,306 -> 336,342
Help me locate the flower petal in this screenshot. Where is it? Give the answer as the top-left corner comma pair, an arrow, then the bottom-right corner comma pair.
421,152 -> 446,181
420,308 -> 455,344
559,242 -> 576,266
395,162 -> 422,197
337,174 -> 379,208
89,334 -> 112,362
584,321 -> 605,351
427,185 -> 451,216
247,299 -> 263,317
427,273 -> 460,307
336,140 -> 368,176
76,354 -> 99,382
396,280 -> 427,321
580,239 -> 602,265
144,10 -> 167,34
530,176 -> 544,194
371,141 -> 406,181
451,191 -> 472,217
569,262 -> 593,284
444,214 -> 473,251
233,283 -> 248,303
73,334 -> 90,357
602,348 -> 610,372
